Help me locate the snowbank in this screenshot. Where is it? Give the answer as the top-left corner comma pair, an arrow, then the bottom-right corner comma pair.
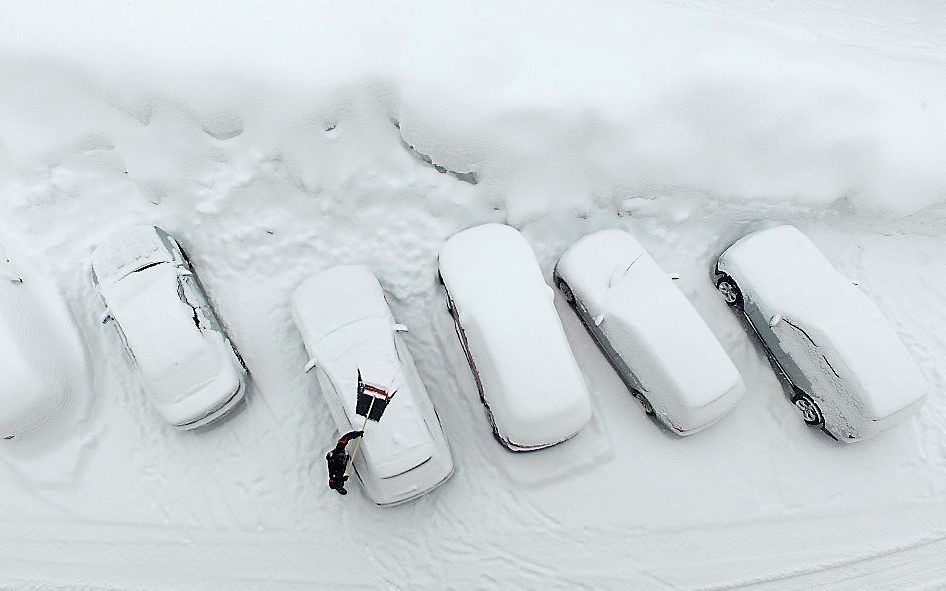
3,1 -> 946,226
0,239 -> 90,439
440,224 -> 591,449
718,225 -> 927,435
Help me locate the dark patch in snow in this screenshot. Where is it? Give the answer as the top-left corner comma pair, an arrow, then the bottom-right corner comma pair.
392,119 -> 479,185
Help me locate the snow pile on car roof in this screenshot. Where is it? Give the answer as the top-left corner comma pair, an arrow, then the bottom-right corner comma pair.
440,224 -> 591,448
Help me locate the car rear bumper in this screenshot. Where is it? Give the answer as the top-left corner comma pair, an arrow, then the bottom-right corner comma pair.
174,379 -> 247,430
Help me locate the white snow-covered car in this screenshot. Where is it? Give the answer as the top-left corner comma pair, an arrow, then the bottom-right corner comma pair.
92,225 -> 247,430
439,223 -> 592,451
1,243 -> 67,439
715,225 -> 927,442
555,229 -> 745,435
291,265 -> 454,506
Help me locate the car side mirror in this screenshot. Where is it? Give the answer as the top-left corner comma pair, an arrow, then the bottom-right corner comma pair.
392,324 -> 408,333
304,358 -> 319,373
769,313 -> 782,327
594,314 -> 605,326
101,312 -> 113,325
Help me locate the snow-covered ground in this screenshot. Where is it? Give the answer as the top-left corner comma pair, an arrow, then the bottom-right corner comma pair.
2,1 -> 946,588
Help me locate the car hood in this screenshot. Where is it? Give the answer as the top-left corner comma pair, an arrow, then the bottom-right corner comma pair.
790,313 -> 927,421
92,225 -> 175,289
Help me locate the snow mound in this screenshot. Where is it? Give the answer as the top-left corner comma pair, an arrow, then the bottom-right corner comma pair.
439,224 -> 591,449
0,242 -> 88,439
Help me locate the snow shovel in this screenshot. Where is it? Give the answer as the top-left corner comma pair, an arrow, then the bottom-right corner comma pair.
344,369 -> 396,478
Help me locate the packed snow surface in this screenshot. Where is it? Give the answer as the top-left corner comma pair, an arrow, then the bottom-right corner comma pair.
2,0 -> 946,588
719,225 -> 928,423
439,223 -> 592,449
557,228 -> 744,433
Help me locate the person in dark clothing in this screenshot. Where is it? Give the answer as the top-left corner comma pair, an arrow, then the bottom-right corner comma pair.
326,430 -> 364,495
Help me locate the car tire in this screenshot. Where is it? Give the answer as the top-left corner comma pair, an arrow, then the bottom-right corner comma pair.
557,278 -> 575,305
715,273 -> 743,309
791,391 -> 824,426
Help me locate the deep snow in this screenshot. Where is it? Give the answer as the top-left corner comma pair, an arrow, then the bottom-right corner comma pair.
2,0 -> 946,589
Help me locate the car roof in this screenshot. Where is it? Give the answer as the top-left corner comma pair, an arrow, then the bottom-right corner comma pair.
721,225 -> 927,419
291,265 -> 434,478
439,224 -> 591,447
291,265 -> 391,343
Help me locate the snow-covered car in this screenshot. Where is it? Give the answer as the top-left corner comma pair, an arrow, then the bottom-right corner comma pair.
1,243 -> 68,439
438,223 -> 592,451
92,225 -> 247,430
714,225 -> 927,442
291,265 -> 454,506
555,229 -> 744,435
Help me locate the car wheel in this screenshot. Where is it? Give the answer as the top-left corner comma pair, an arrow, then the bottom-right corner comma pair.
634,391 -> 655,416
557,278 -> 575,305
715,274 -> 743,309
791,391 -> 824,426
